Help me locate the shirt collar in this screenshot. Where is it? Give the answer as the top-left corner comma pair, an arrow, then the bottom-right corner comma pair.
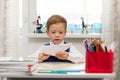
50,40 -> 64,45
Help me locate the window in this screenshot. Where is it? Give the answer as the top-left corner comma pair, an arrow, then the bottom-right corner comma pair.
37,0 -> 102,33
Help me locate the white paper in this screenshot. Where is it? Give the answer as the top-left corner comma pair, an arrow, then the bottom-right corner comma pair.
42,43 -> 72,56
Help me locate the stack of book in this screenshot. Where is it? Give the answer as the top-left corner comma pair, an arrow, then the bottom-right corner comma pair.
0,57 -> 37,74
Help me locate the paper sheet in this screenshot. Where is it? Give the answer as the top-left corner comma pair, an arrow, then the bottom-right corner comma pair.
42,43 -> 72,56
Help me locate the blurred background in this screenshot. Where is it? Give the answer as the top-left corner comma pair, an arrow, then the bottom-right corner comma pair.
0,0 -> 120,80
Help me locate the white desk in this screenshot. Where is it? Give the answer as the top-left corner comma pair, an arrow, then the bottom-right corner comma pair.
0,62 -> 115,80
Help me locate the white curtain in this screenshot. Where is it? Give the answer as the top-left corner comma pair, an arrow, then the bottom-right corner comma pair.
0,0 -> 6,57
5,0 -> 19,57
0,0 -> 20,57
113,0 -> 120,80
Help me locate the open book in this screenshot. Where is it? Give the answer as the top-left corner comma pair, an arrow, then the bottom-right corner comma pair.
42,43 -> 72,56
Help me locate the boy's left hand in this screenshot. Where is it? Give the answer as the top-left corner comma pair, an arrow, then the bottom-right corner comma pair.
55,52 -> 69,60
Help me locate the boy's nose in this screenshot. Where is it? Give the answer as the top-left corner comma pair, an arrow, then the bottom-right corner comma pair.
55,32 -> 60,36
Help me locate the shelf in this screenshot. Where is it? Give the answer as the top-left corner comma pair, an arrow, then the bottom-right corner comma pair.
26,33 -> 102,39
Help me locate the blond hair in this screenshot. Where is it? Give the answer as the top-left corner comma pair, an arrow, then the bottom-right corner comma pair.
46,15 -> 67,30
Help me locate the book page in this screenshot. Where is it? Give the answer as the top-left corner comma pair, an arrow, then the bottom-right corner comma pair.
42,43 -> 72,56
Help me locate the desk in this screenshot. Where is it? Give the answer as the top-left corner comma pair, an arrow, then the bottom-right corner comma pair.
0,62 -> 115,80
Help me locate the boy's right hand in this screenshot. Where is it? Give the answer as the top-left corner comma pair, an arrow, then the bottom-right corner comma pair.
38,52 -> 50,61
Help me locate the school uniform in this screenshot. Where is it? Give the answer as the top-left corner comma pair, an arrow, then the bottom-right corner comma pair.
29,41 -> 85,63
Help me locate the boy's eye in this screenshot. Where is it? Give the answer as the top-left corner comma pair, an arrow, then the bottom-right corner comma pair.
51,32 -> 56,34
59,32 -> 63,34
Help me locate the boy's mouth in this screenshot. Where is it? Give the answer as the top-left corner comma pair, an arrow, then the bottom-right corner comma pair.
54,39 -> 60,41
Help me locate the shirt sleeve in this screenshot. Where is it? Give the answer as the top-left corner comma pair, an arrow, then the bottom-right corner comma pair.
67,46 -> 85,63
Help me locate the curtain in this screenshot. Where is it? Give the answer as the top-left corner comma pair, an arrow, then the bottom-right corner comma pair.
113,0 -> 120,80
0,0 -> 19,57
5,0 -> 18,57
0,0 -> 6,57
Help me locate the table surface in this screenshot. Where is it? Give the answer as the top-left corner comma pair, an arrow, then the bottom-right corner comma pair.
0,62 -> 116,78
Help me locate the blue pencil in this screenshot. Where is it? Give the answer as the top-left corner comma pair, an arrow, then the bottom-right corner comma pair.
52,69 -> 81,72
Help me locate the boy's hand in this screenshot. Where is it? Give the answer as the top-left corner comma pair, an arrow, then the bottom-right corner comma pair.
55,52 -> 69,60
38,52 -> 50,61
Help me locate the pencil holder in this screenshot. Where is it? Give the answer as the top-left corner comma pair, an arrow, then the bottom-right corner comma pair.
85,51 -> 114,73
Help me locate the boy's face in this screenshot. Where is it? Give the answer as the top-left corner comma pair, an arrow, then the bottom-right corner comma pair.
46,23 -> 66,45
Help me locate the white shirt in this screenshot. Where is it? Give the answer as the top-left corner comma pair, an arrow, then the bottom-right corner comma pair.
29,41 -> 85,63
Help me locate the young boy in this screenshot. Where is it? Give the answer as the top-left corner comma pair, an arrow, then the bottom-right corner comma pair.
30,15 -> 85,63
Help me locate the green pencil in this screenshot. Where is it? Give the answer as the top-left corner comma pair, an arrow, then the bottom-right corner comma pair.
38,72 -> 67,74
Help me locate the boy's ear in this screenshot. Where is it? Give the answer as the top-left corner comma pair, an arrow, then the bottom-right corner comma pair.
46,30 -> 49,35
65,30 -> 67,34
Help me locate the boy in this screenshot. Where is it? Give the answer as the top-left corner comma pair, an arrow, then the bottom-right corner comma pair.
30,15 -> 85,63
